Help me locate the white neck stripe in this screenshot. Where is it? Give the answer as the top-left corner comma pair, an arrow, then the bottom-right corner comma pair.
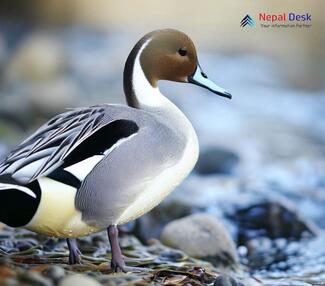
132,38 -> 171,109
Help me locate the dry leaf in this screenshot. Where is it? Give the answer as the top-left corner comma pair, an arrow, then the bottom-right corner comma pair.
30,265 -> 51,272
162,275 -> 187,285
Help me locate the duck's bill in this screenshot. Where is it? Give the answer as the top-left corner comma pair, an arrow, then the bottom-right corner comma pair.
188,65 -> 232,99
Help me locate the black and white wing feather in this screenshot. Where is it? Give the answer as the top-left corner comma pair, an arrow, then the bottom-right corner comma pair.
0,106 -> 139,184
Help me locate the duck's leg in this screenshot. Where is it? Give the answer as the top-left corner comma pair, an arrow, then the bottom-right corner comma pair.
66,238 -> 82,265
108,225 -> 126,272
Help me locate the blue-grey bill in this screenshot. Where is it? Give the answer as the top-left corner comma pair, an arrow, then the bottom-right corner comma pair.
188,65 -> 232,99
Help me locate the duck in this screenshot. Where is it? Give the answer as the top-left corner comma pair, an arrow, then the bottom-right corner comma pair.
0,29 -> 231,271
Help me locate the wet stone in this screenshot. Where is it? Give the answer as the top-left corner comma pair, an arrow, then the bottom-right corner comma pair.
214,274 -> 243,286
0,256 -> 10,266
16,240 -> 37,251
0,231 -> 13,239
43,266 -> 66,283
3,278 -> 20,286
161,214 -> 238,266
159,249 -> 185,262
18,271 -> 53,286
233,202 -> 317,245
195,147 -> 240,175
59,275 -> 101,286
6,33 -> 66,82
42,238 -> 65,252
0,240 -> 16,253
244,237 -> 289,270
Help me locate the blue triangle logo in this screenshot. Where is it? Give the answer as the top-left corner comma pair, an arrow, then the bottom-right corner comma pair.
241,15 -> 255,27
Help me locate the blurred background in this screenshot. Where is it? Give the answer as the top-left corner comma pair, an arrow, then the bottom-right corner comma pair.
0,0 -> 324,285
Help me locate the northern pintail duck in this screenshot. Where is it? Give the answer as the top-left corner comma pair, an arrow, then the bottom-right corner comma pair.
0,29 -> 231,271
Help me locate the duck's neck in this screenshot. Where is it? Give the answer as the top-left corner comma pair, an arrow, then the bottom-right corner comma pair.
123,37 -> 198,155
123,38 -> 175,113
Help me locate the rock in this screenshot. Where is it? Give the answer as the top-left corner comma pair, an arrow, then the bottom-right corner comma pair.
18,271 -> 53,286
59,275 -> 101,286
246,237 -> 273,257
135,199 -> 196,242
214,274 -> 243,286
43,266 -> 65,284
195,147 -> 240,175
3,278 -> 20,286
245,237 -> 277,269
15,240 -> 36,251
159,249 -> 187,262
6,33 -> 66,82
233,201 -> 318,244
161,213 -> 238,266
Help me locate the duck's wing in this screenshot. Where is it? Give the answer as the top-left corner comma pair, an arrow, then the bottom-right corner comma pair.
0,105 -> 139,184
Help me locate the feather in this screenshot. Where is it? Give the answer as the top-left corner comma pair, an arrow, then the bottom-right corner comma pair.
0,106 -> 139,184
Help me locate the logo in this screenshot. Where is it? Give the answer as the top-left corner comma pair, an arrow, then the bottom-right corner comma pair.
240,13 -> 312,29
241,15 -> 255,27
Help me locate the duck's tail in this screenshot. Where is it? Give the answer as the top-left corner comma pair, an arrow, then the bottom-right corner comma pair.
0,182 -> 36,198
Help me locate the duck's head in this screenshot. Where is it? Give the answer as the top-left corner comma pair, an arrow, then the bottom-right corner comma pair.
124,29 -> 231,108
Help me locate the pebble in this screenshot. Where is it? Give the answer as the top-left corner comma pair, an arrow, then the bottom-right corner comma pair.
6,33 -> 66,82
16,240 -> 36,251
161,213 -> 238,266
195,147 -> 240,175
59,275 -> 101,286
234,202 -> 317,244
18,271 -> 53,286
159,249 -> 185,262
43,266 -> 66,283
214,274 -> 242,286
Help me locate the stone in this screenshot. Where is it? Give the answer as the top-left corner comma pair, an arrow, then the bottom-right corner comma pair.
6,33 -> 66,82
195,147 -> 240,175
135,198 -> 195,241
43,266 -> 65,283
161,213 -> 238,266
59,275 -> 101,286
234,201 -> 318,244
214,274 -> 242,286
15,240 -> 36,251
18,271 -> 53,286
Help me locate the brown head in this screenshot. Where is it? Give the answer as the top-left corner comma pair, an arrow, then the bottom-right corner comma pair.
124,29 -> 231,108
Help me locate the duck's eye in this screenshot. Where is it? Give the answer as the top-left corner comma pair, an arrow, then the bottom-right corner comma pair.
178,48 -> 187,56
